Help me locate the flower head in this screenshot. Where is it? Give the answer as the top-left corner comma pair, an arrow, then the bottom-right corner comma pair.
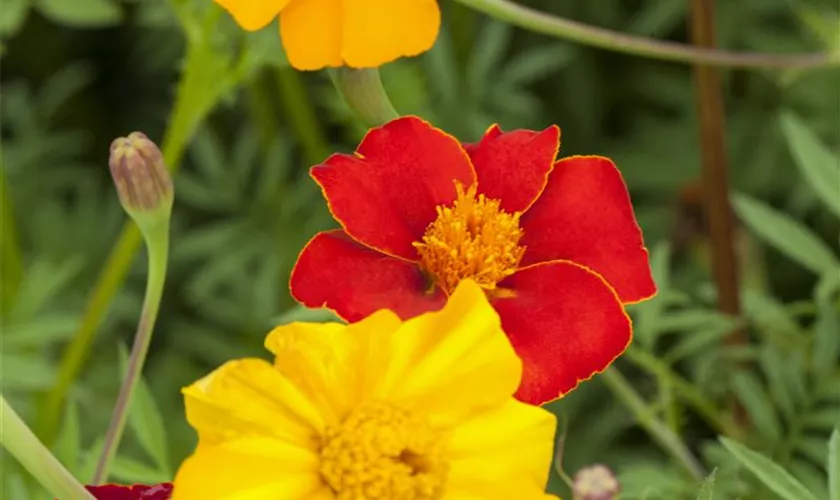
57,484 -> 173,499
215,0 -> 440,70
573,465 -> 620,500
290,116 -> 657,405
171,281 -> 558,499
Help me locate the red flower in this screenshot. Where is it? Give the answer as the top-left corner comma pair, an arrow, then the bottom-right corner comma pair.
290,116 -> 656,405
73,484 -> 173,499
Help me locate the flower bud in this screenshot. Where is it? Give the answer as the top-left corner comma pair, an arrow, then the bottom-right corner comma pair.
109,132 -> 173,217
573,464 -> 620,500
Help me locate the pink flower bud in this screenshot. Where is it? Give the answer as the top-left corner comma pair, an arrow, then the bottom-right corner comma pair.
109,132 -> 173,214
573,464 -> 620,500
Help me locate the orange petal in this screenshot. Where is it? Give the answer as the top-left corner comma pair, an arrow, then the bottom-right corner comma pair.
279,0 -> 342,70
341,0 -> 440,68
465,124 -> 560,213
491,260 -> 632,405
521,155 -> 656,304
215,0 -> 288,31
290,230 -> 447,322
311,116 -> 476,260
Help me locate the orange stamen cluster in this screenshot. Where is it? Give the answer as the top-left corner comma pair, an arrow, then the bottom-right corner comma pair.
414,184 -> 525,294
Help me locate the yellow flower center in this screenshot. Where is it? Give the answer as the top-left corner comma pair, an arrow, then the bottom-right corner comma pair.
319,401 -> 448,500
414,183 -> 525,294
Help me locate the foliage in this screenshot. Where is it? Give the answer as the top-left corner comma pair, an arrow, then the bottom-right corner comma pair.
1,0 -> 838,498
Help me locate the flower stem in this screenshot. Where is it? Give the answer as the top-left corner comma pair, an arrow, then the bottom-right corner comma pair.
453,0 -> 835,69
329,68 -> 399,128
0,395 -> 96,500
600,368 -> 706,479
91,220 -> 169,484
37,7 -> 228,443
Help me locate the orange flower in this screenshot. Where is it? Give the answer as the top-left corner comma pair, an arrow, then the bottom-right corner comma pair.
290,116 -> 657,406
215,0 -> 440,70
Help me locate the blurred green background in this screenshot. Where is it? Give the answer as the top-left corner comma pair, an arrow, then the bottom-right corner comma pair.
1,0 -> 838,498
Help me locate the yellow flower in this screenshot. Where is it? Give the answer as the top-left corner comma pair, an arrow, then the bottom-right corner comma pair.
172,280 -> 558,499
215,0 -> 440,71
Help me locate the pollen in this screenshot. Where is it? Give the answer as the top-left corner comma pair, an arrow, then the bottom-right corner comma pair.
319,401 -> 448,499
414,183 -> 525,294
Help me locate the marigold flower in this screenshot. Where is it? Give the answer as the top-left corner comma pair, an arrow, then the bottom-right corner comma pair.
290,116 -> 657,405
171,281 -> 558,499
214,0 -> 440,70
57,484 -> 173,499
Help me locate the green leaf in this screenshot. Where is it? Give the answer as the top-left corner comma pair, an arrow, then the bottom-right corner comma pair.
110,456 -> 169,484
0,352 -> 55,390
52,399 -> 81,477
731,371 -> 782,441
697,469 -> 717,500
732,192 -> 839,275
117,347 -> 171,475
780,112 -> 840,218
36,0 -> 122,27
0,0 -> 31,38
830,429 -> 839,500
719,437 -> 818,500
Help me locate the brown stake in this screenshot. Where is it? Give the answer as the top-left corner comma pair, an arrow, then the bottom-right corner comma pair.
689,0 -> 747,426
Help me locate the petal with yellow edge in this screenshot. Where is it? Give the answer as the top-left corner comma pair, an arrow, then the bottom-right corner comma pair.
311,116 -> 476,260
290,230 -> 446,322
446,400 -> 556,499
182,358 -> 324,447
279,0 -> 342,71
382,280 -> 521,427
214,0 -> 289,31
465,124 -> 560,213
171,437 -> 329,500
491,260 -> 632,405
520,155 -> 657,304
340,0 -> 441,68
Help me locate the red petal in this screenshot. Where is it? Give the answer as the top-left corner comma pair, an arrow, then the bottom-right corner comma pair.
72,484 -> 172,500
491,261 -> 632,405
520,155 -> 656,303
465,124 -> 560,213
312,116 -> 476,260
290,230 -> 447,322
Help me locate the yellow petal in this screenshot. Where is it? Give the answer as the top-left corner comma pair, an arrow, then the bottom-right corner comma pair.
183,358 -> 324,448
214,0 -> 288,31
265,311 -> 400,421
279,0 -> 342,70
172,437 -> 331,500
445,400 -> 557,498
381,280 -> 522,426
340,0 -> 440,67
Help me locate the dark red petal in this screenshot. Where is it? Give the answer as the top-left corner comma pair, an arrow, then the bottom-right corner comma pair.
491,261 -> 632,405
61,484 -> 173,500
465,124 -> 560,213
311,116 -> 476,260
290,230 -> 447,322
520,155 -> 656,303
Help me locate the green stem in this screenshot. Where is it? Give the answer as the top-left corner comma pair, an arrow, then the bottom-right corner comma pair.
625,347 -> 741,437
275,67 -> 331,164
600,368 -> 706,480
91,220 -> 169,484
0,161 -> 22,317
0,395 -> 95,500
38,12 -> 221,442
453,0 -> 835,69
329,67 -> 399,128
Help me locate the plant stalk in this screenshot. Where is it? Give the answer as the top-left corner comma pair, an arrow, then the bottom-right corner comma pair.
0,395 -> 96,500
600,368 -> 706,480
329,67 -> 399,128
453,0 -> 834,69
91,221 -> 169,484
